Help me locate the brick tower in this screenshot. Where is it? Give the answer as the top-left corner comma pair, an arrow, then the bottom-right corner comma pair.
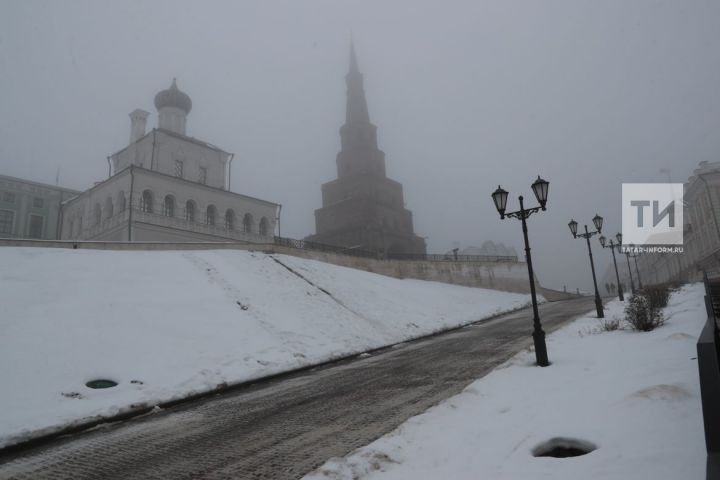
306,43 -> 426,256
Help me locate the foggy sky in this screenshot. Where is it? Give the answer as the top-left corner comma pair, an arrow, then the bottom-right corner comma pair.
1,0 -> 718,291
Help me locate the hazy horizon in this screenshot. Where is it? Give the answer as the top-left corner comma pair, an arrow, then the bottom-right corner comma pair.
1,0 -> 717,290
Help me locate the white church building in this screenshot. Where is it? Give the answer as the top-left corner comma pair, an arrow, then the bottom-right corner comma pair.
60,79 -> 278,242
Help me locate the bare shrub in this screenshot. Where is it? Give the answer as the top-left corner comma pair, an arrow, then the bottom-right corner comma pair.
625,294 -> 664,331
598,316 -> 621,331
640,284 -> 671,309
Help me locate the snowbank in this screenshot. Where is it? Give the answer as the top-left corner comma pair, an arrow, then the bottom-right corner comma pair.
306,283 -> 707,480
0,247 -> 532,448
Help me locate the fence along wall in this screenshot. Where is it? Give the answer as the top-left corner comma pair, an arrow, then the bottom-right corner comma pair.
0,238 -> 572,299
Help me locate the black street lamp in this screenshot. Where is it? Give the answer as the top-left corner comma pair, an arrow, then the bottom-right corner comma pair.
491,176 -> 550,367
626,244 -> 644,291
616,233 -> 637,294
568,214 -> 605,318
599,233 -> 624,301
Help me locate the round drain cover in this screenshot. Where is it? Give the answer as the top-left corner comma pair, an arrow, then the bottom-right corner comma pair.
86,379 -> 118,389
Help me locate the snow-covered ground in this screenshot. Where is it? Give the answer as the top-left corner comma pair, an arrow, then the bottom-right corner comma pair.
0,247 -> 533,448
306,283 -> 707,480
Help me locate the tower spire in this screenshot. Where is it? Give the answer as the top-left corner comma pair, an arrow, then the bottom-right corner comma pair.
345,41 -> 370,125
349,38 -> 359,74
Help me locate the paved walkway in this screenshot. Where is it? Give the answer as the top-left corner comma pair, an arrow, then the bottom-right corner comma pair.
0,297 -> 595,480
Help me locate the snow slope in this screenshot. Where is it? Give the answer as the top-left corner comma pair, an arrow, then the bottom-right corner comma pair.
0,247 -> 532,448
306,284 -> 707,480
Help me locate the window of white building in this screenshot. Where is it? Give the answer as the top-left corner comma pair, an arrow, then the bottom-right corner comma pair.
93,204 -> 101,225
243,213 -> 253,233
164,195 -> 175,217
141,190 -> 153,213
104,197 -> 114,219
0,209 -> 14,235
28,214 -> 43,239
206,205 -> 217,226
199,167 -> 207,185
225,209 -> 235,230
186,200 -> 196,222
175,160 -> 184,178
117,191 -> 126,212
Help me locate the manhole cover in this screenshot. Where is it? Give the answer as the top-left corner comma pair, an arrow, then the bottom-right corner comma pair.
86,379 -> 118,389
532,437 -> 596,458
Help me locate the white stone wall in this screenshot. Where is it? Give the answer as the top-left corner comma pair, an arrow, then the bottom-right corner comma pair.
61,167 -> 277,243
61,170 -> 132,240
153,130 -> 228,190
131,168 -> 276,235
111,130 -> 228,190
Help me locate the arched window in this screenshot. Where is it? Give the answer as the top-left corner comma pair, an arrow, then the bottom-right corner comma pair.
93,203 -> 102,226
225,209 -> 235,230
243,213 -> 253,233
259,217 -> 269,236
141,190 -> 153,213
104,197 -> 114,219
206,205 -> 217,226
185,200 -> 196,222
163,195 -> 175,217
117,191 -> 126,212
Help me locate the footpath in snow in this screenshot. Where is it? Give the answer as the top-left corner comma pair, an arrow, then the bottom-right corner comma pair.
306,283 -> 707,480
0,247 -> 533,449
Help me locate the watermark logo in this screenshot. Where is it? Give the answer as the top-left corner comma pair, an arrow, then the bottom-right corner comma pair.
622,183 -> 683,246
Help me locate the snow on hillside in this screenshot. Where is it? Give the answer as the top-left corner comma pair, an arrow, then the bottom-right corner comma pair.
0,247 -> 533,448
305,284 -> 707,480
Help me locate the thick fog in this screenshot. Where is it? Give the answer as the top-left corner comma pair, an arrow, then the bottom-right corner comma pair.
1,0 -> 718,290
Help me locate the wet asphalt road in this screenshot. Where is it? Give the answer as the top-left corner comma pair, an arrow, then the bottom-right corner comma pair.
0,296 -> 595,480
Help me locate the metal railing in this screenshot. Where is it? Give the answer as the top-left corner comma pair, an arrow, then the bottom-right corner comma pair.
699,271 -> 720,479
386,253 -> 517,262
273,236 -> 376,258
273,236 -> 519,263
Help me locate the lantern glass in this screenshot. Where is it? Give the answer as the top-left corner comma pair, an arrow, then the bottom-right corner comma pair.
531,176 -> 549,207
616,232 -> 623,245
592,214 -> 604,232
599,235 -> 606,247
568,219 -> 578,237
491,186 -> 509,216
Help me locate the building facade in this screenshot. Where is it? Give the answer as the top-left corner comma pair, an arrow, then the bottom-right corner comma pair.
680,161 -> 720,276
60,79 -> 278,242
616,161 -> 719,287
306,45 -> 426,256
0,175 -> 80,240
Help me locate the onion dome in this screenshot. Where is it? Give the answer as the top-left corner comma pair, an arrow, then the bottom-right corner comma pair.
154,78 -> 192,114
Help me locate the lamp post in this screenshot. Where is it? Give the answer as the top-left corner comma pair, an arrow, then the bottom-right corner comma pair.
568,214 -> 605,318
598,233 -> 624,301
491,176 -> 550,367
626,245 -> 644,291
617,233 -> 637,294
